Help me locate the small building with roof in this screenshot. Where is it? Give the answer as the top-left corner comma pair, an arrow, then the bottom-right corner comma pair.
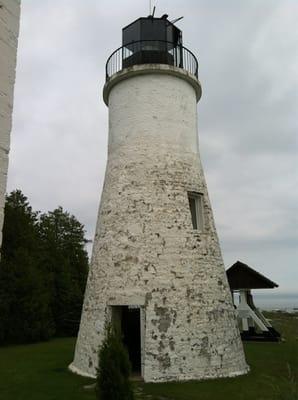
227,261 -> 281,341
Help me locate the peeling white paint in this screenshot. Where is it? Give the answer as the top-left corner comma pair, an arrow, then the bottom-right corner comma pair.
70,65 -> 249,382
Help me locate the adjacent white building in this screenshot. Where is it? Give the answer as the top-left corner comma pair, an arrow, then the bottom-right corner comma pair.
70,15 -> 249,382
0,0 -> 21,250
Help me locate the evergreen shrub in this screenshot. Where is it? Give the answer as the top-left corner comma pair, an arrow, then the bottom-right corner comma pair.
96,324 -> 134,400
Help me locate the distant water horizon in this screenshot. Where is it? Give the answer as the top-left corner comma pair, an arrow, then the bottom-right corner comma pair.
252,292 -> 298,311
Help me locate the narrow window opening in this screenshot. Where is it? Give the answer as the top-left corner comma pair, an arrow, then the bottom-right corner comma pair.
188,192 -> 204,231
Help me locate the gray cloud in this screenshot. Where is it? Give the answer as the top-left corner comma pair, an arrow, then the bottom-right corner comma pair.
7,0 -> 298,293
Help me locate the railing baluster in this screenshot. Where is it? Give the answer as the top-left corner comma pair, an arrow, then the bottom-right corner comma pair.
106,40 -> 198,80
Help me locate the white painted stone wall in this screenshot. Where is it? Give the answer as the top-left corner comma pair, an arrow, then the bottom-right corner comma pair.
0,0 -> 21,251
70,65 -> 249,382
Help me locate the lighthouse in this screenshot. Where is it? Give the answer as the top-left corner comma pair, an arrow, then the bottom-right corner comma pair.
70,14 -> 248,382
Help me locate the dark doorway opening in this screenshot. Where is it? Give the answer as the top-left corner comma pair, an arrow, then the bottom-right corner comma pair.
112,306 -> 141,375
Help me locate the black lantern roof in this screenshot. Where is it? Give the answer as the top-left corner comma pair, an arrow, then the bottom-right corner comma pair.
122,16 -> 182,50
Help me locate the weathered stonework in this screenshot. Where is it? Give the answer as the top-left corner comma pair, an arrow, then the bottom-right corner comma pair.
70,65 -> 249,381
0,0 -> 21,250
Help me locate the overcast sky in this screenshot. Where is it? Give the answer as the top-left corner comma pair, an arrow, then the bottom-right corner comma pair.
8,0 -> 298,295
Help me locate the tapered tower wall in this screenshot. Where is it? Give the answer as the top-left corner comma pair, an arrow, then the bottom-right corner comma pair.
0,0 -> 21,251
70,65 -> 248,381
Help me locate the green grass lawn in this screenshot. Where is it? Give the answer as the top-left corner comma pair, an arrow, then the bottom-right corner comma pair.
0,312 -> 297,400
0,338 -> 94,400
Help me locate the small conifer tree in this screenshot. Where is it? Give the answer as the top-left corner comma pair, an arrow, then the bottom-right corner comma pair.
96,323 -> 134,400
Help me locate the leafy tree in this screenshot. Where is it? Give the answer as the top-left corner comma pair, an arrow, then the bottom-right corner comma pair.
0,191 -> 89,344
38,207 -> 88,336
0,190 -> 54,344
96,324 -> 134,400
1,190 -> 38,258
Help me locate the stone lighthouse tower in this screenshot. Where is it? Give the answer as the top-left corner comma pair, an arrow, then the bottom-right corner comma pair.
70,15 -> 248,382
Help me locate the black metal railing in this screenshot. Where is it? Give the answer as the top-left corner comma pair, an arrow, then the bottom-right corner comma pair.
106,40 -> 198,81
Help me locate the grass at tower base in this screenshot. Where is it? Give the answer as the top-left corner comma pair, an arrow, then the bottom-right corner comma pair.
0,312 -> 297,400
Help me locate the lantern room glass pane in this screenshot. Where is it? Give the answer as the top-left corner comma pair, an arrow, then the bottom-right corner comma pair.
141,19 -> 166,42
123,20 -> 141,49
